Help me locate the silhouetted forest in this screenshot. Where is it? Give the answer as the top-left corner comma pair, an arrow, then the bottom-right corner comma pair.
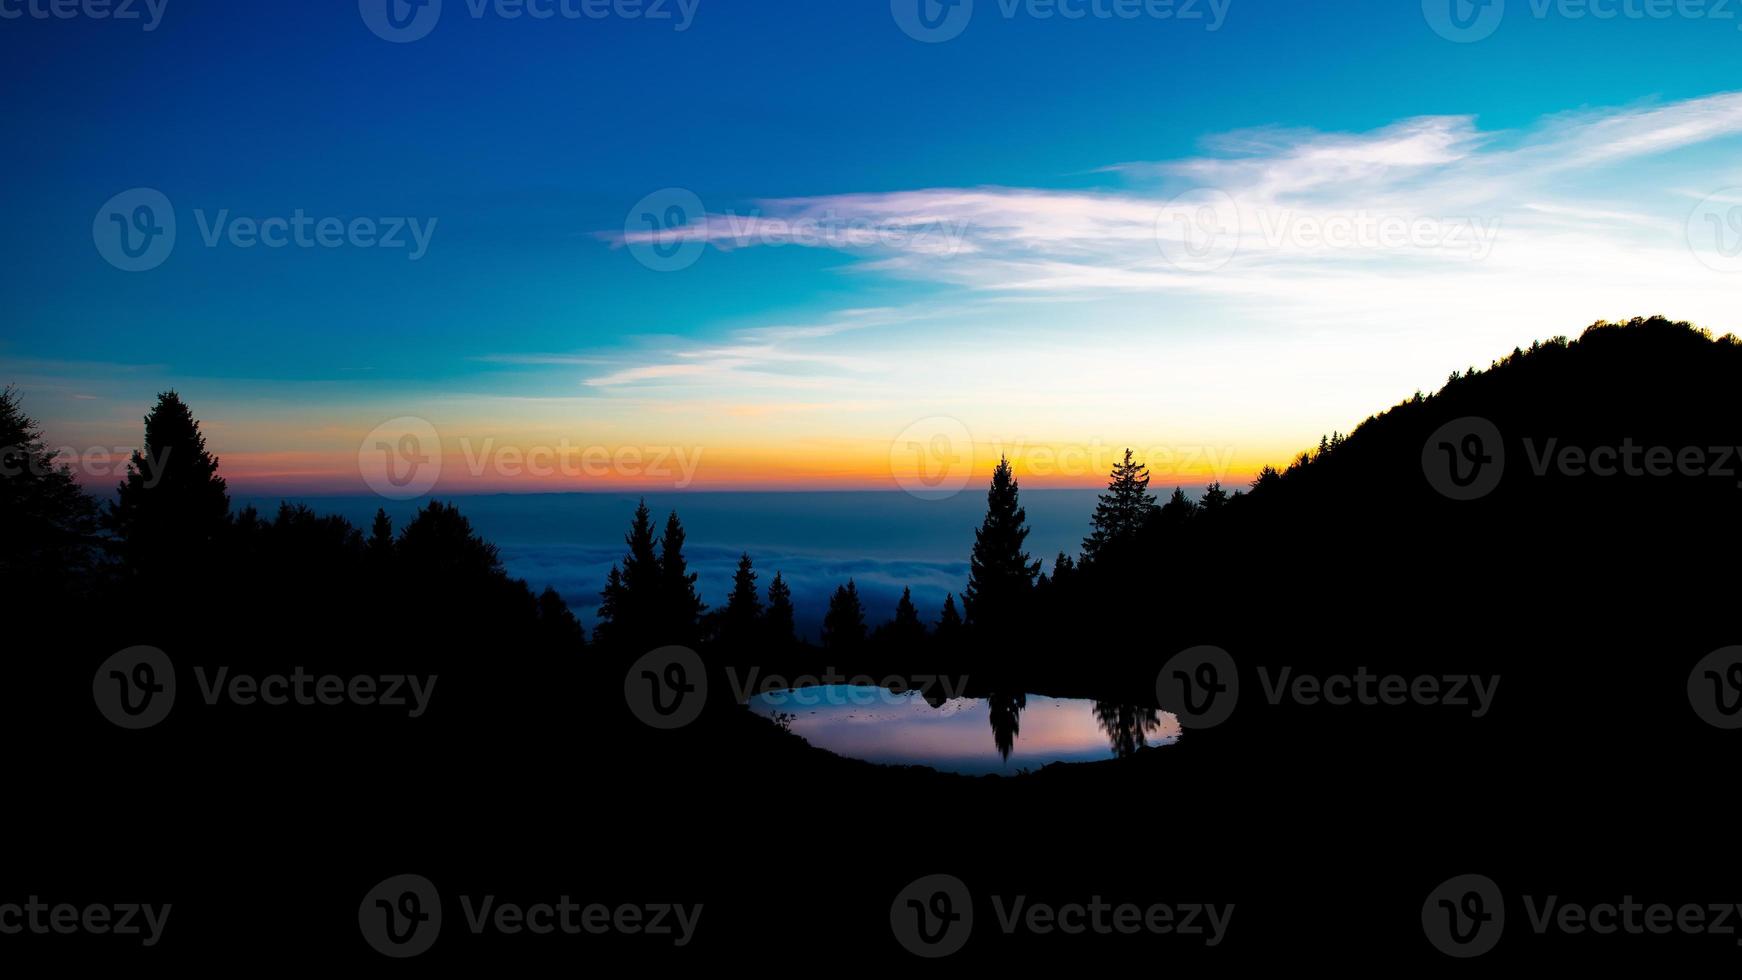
7,315 -> 1741,965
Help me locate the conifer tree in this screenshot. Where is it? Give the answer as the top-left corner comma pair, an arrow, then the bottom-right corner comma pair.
1082,448 -> 1154,563
659,510 -> 704,642
821,580 -> 866,651
885,586 -> 926,645
1199,482 -> 1229,516
0,386 -> 101,589
720,552 -> 762,647
763,571 -> 796,648
368,508 -> 395,562
935,593 -> 963,639
106,391 -> 230,568
596,565 -> 627,646
962,456 -> 1040,628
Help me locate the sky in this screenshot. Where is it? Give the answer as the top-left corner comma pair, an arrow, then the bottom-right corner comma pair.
7,0 -> 1742,498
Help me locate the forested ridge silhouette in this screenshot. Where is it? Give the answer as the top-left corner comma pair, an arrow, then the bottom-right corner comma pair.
6,315 -> 1739,965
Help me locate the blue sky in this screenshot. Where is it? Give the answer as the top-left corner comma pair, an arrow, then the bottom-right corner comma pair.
5,0 -> 1742,493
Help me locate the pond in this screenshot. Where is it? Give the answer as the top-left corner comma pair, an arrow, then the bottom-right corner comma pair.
746,684 -> 1180,776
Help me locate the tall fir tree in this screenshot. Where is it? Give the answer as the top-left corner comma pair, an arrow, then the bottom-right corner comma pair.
105,391 -> 231,570
935,593 -> 964,640
596,501 -> 662,649
0,386 -> 101,592
882,586 -> 926,646
821,580 -> 866,651
962,456 -> 1040,628
659,510 -> 705,643
719,552 -> 762,647
367,508 -> 395,564
763,571 -> 796,648
1081,448 -> 1155,564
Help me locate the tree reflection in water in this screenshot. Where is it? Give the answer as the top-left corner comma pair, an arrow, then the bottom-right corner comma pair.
1093,702 -> 1164,758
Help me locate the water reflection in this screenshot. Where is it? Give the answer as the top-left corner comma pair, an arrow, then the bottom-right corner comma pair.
1093,702 -> 1166,759
987,692 -> 1027,762
747,685 -> 1179,776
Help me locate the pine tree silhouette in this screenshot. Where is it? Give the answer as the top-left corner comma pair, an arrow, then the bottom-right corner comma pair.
935,592 -> 963,641
659,510 -> 705,644
763,571 -> 796,648
367,508 -> 394,564
105,390 -> 230,572
962,455 -> 1041,629
596,501 -> 661,650
821,580 -> 866,651
720,552 -> 762,648
0,386 -> 101,593
877,586 -> 927,648
1081,448 -> 1154,565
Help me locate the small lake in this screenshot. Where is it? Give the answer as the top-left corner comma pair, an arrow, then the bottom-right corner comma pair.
747,685 -> 1180,776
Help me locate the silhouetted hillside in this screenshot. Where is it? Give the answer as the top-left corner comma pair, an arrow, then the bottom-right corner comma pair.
6,316 -> 1740,967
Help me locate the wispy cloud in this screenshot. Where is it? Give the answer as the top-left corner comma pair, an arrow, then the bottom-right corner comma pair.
600,90 -> 1742,322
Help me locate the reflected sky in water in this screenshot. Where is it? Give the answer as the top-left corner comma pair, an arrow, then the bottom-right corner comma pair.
747,685 -> 1180,776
